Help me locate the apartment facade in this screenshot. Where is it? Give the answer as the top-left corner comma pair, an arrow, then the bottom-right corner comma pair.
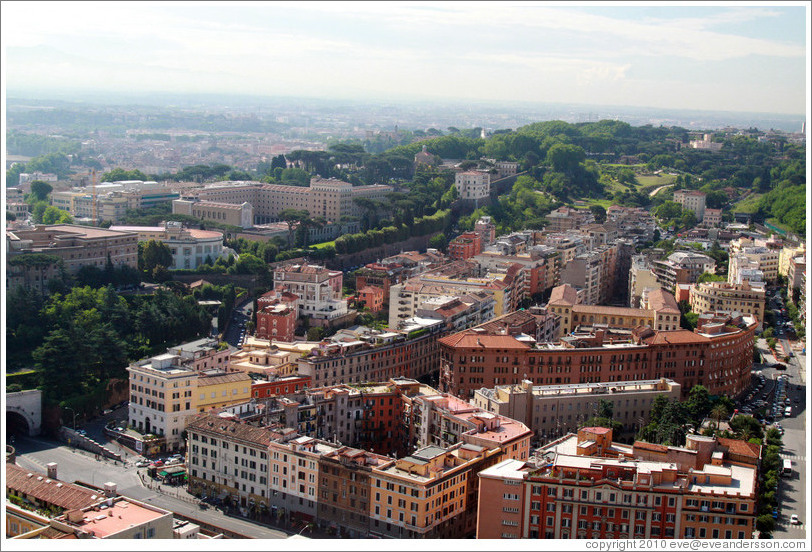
439,314 -> 757,400
472,379 -> 681,442
477,428 -> 758,540
110,221 -> 229,270
448,231 -> 483,260
273,262 -> 348,322
673,189 -> 706,221
689,281 -> 766,330
127,354 -> 198,450
652,251 -> 716,291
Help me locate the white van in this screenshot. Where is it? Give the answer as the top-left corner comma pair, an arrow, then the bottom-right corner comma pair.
784,406 -> 792,417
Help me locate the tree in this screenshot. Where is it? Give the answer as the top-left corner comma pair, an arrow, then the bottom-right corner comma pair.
29,180 -> 53,201
589,205 -> 606,223
41,206 -> 73,224
686,385 -> 712,423
101,168 -> 149,182
709,404 -> 730,430
546,143 -> 586,175
140,239 -> 173,274
756,514 -> 775,535
7,211 -> 16,221
278,209 -> 310,246
307,327 -> 325,341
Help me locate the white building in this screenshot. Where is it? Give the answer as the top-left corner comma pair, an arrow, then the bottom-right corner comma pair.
110,222 -> 231,270
455,170 -> 490,201
273,263 -> 348,321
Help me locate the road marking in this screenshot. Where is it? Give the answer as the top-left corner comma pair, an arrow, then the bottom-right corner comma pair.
780,454 -> 806,462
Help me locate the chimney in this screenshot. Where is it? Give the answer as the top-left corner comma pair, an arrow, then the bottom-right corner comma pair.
103,482 -> 117,498
46,462 -> 58,480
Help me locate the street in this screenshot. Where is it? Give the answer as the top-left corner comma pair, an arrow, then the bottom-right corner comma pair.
12,435 -> 290,539
757,333 -> 806,539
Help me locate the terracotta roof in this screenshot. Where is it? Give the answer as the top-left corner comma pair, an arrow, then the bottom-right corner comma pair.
572,304 -> 654,318
548,284 -> 579,306
6,463 -> 99,512
581,427 -> 611,434
645,288 -> 680,312
438,332 -> 531,350
633,441 -> 669,453
717,437 -> 761,459
642,330 -> 708,345
186,412 -> 273,447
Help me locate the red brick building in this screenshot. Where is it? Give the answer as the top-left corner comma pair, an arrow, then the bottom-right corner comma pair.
448,231 -> 483,260
439,313 -> 757,399
354,262 -> 406,305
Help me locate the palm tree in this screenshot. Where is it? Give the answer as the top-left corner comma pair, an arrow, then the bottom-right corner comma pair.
710,404 -> 730,431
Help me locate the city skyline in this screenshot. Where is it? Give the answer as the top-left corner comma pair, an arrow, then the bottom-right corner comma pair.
2,1 -> 808,116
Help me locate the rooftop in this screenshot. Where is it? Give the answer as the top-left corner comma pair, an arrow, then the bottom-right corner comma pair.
6,464 -> 100,512
62,499 -> 169,538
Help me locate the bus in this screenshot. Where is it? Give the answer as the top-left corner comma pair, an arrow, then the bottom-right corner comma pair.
782,459 -> 792,477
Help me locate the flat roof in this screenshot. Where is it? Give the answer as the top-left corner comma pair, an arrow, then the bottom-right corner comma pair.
69,500 -> 167,537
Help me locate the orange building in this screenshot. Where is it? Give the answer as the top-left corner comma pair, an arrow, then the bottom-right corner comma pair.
448,231 -> 483,260
357,285 -> 385,312
440,313 -> 757,399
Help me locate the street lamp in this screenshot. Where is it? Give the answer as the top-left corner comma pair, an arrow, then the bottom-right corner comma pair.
63,406 -> 77,430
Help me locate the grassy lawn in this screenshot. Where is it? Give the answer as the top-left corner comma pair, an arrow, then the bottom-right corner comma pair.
731,193 -> 763,214
765,218 -> 791,234
636,173 -> 677,188
310,240 -> 336,250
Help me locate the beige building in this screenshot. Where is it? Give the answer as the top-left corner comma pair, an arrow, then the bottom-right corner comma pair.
673,189 -> 706,221
787,255 -> 806,292
628,255 -> 660,308
110,222 -> 231,270
172,199 -> 254,229
127,354 -> 198,450
472,378 -> 681,440
195,371 -> 253,412
779,242 -> 806,276
689,280 -> 766,330
728,246 -> 779,283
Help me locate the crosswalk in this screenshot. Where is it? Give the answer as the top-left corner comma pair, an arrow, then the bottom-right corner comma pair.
774,521 -> 806,536
780,453 -> 806,462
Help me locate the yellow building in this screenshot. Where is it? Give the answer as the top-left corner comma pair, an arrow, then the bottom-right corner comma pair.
689,281 -> 766,331
195,371 -> 252,412
779,243 -> 806,276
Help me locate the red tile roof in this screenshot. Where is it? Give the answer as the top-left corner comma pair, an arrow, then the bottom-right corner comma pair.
438,332 -> 531,350
642,330 -> 708,345
717,437 -> 761,459
6,463 -> 99,512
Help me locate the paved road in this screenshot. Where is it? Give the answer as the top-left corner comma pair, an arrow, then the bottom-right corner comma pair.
770,340 -> 806,539
648,183 -> 674,197
12,435 -> 289,539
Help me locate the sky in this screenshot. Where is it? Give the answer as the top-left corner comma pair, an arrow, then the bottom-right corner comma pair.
1,1 -> 809,115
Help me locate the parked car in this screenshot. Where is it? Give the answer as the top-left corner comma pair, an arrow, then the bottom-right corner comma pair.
135,460 -> 150,468
790,514 -> 800,525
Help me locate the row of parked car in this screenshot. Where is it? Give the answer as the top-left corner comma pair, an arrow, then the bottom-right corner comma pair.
135,453 -> 184,469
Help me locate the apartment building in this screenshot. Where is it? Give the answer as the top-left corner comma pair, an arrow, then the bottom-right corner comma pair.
544,207 -> 595,233
628,255 -> 661,308
109,221 -> 230,270
472,378 -> 681,442
127,354 -> 198,450
652,251 -> 716,292
689,281 -> 766,330
273,262 -> 349,323
186,413 -> 273,512
388,261 -> 520,327
296,318 -> 444,388
357,285 -> 385,312
728,247 -> 779,283
50,495 -> 175,539
439,313 -> 757,400
474,216 -> 497,246
414,293 -> 495,334
255,291 -> 298,341
559,246 -> 618,306
317,447 -> 391,538
455,170 -> 490,201
448,231 -> 483,260
546,283 -> 678,335
673,189 -> 706,221
195,371 -> 252,412
166,338 -> 231,372
477,428 -> 758,539
473,246 -> 561,298
778,242 -> 806,276
354,262 -> 408,304
251,375 -> 311,400
702,208 -> 722,227
787,255 -> 805,293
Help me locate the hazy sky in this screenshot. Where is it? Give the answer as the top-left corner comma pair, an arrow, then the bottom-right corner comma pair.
2,1 -> 808,115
